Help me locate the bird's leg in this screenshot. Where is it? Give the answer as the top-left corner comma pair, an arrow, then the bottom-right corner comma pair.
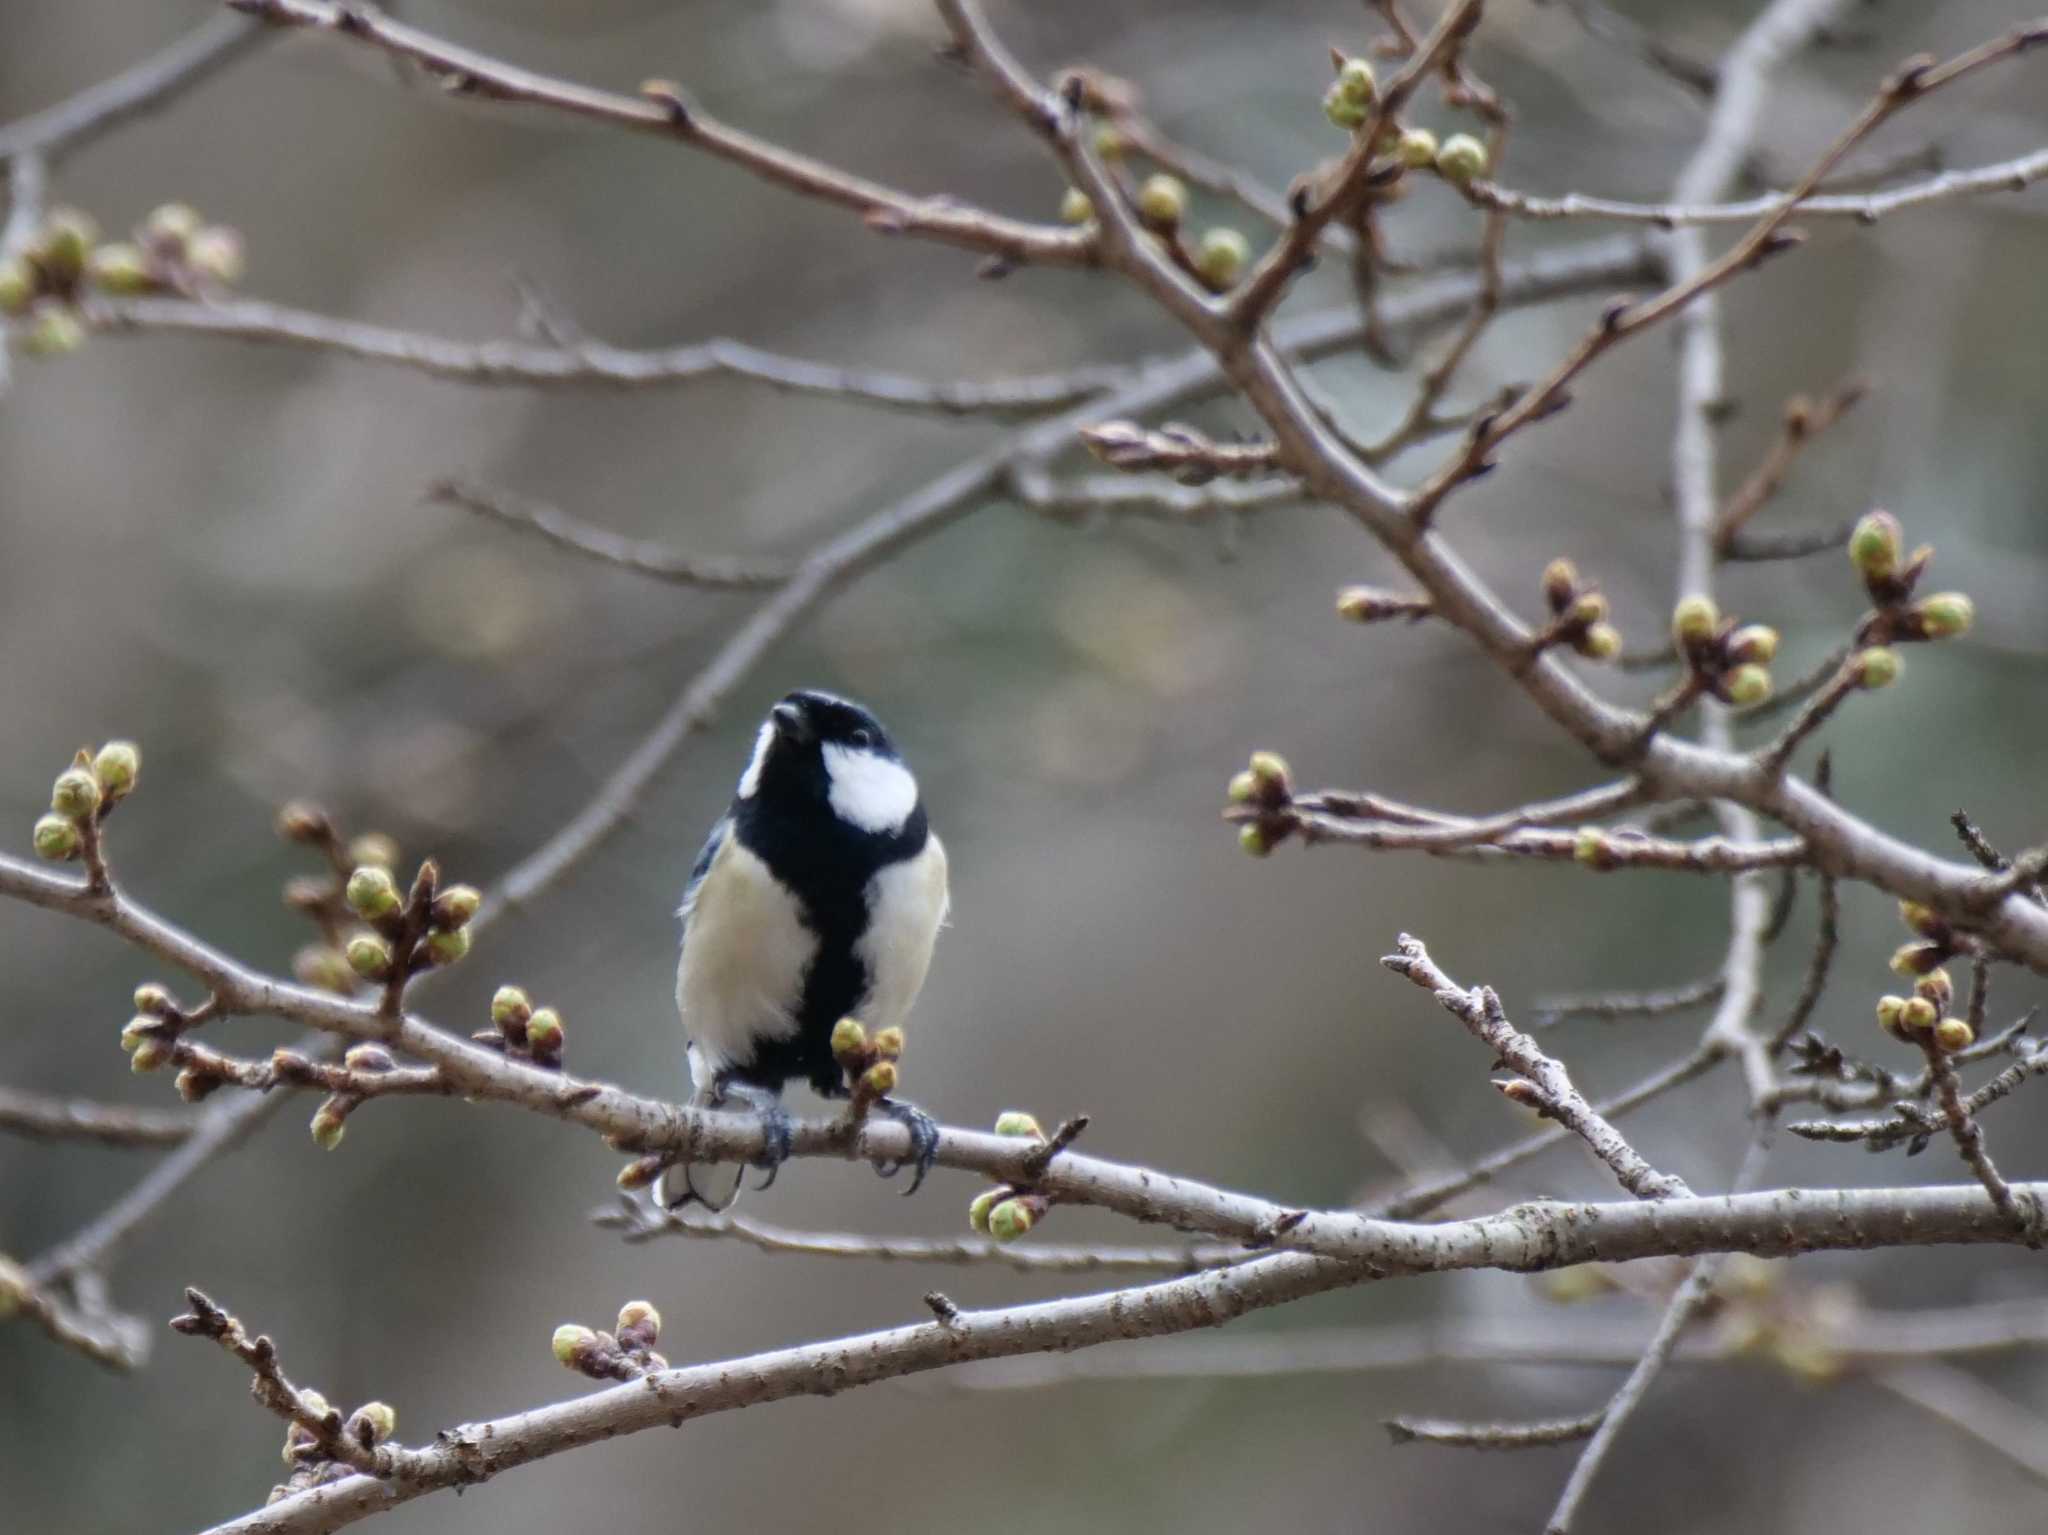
669,1075 -> 793,1206
870,1096 -> 940,1196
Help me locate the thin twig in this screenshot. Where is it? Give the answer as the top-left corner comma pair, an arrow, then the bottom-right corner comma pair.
1382,936 -> 1693,1199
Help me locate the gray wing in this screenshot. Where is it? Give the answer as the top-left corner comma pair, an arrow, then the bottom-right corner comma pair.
676,815 -> 730,935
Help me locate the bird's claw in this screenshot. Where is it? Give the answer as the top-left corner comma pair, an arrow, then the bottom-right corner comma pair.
871,1097 -> 939,1196
750,1103 -> 795,1191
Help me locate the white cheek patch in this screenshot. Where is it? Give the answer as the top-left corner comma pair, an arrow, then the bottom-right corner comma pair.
822,744 -> 920,834
736,721 -> 776,799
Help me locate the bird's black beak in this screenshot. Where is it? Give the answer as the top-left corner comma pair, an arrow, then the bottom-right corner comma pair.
770,701 -> 813,745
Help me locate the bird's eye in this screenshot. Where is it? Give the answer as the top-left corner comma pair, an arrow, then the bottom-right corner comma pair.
850,727 -> 874,748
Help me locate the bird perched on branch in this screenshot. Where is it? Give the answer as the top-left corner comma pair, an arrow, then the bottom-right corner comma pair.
664,690 -> 949,1210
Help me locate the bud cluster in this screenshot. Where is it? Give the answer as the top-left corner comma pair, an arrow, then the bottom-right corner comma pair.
30,740 -> 140,865
1,204 -> 246,362
265,1395 -> 397,1505
120,979 -> 197,1076
831,1016 -> 906,1106
1846,511 -> 1973,649
335,855 -> 480,995
960,1111 -> 1056,1243
1668,595 -> 1778,706
1536,557 -> 1622,662
1226,750 -> 1294,857
1876,901 -> 1976,1052
551,1300 -> 668,1381
474,984 -> 566,1069
275,804 -> 409,995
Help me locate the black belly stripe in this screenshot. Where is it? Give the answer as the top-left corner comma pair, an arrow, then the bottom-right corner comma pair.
725,798 -> 928,1096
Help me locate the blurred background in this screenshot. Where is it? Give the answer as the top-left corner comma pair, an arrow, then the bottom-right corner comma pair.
4,1 -> 2047,1530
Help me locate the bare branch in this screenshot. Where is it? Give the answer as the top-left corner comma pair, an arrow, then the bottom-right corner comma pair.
90,296 -> 1128,418
0,1084 -> 194,1146
228,0 -> 1093,270
1464,145 -> 2048,227
1382,935 -> 1693,1200
427,480 -> 795,590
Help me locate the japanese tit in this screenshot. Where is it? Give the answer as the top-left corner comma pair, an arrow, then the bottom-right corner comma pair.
665,689 -> 949,1210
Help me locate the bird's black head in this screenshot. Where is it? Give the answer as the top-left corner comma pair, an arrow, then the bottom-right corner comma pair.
735,690 -> 923,840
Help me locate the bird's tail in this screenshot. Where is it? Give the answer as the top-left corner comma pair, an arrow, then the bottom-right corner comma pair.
656,1157 -> 745,1214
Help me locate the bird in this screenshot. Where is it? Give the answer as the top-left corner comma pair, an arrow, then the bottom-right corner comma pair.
664,689 -> 950,1211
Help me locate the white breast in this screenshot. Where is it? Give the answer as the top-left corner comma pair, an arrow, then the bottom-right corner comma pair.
855,834 -> 950,1033
675,830 -> 816,1076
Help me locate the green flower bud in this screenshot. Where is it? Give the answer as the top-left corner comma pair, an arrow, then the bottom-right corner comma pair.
524,1007 -> 564,1056
345,932 -> 392,981
968,1189 -> 1001,1233
1195,226 -> 1251,289
276,801 -> 333,844
21,306 -> 85,359
831,1017 -> 868,1059
348,1402 -> 397,1446
1934,1017 -> 1975,1053
1898,900 -> 1943,939
0,256 -> 35,315
292,945 -> 354,995
615,1155 -> 663,1191
348,832 -> 399,870
1890,942 -> 1946,978
131,1036 -> 171,1073
1899,995 -> 1938,1033
188,227 -> 245,285
1434,133 -> 1489,183
1396,127 -> 1440,169
1566,591 -> 1608,628
1239,822 -> 1276,857
1913,967 -> 1953,1012
144,203 -> 203,249
1912,592 -> 1973,640
616,1300 -> 662,1346
1848,511 -> 1902,582
51,768 -> 102,821
121,1015 -> 160,1053
552,1323 -> 597,1368
491,985 -> 533,1028
859,1060 -> 898,1097
1573,827 -> 1615,870
310,1105 -> 347,1151
91,740 -> 140,799
1670,595 -> 1720,649
1539,556 -> 1581,608
32,814 -> 81,861
1854,647 -> 1900,689
1576,622 -> 1622,662
871,1025 -> 904,1061
429,887 -> 481,933
1336,57 -> 1377,105
345,864 -> 401,919
994,1111 -> 1044,1139
134,982 -> 174,1015
1226,770 -> 1259,803
987,1198 -> 1036,1243
1875,995 -> 1907,1039
86,242 -> 154,295
425,928 -> 471,967
36,208 -> 98,280
1136,174 -> 1187,227
1723,664 -> 1772,706
1247,751 -> 1291,794
1058,188 -> 1094,225
1725,625 -> 1779,665
1322,84 -> 1370,131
